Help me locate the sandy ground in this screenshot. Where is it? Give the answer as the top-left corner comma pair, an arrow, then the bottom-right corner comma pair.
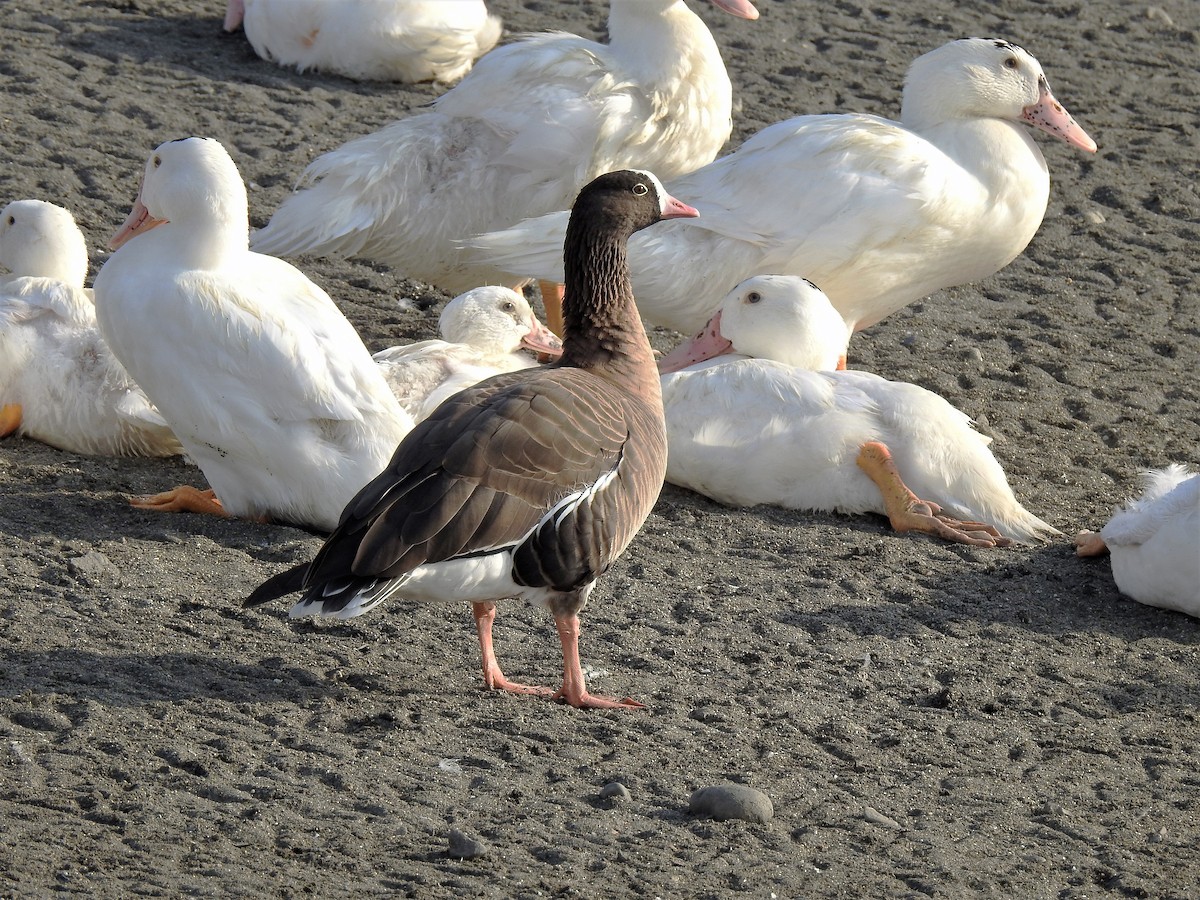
1,0 -> 1199,896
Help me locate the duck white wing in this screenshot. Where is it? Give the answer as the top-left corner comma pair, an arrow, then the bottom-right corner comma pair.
0,277 -> 182,457
1100,466 -> 1200,615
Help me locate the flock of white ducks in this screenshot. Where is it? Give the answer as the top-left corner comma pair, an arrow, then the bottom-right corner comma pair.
2,1 -> 1194,700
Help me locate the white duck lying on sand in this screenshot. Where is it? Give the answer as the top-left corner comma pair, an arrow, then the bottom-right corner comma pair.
657,275 -> 1059,546
93,137 -> 413,532
250,0 -> 758,331
470,37 -> 1097,341
1076,465 -> 1200,616
374,285 -> 562,423
0,199 -> 181,457
223,0 -> 501,84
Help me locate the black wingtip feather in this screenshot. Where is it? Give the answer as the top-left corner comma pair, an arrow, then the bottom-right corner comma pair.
243,562 -> 310,608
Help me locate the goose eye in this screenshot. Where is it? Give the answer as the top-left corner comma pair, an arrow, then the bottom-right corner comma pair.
5,215 -> 13,226
501,301 -> 516,312
632,183 -> 648,196
746,291 -> 762,304
1003,57 -> 1018,70
152,155 -> 162,168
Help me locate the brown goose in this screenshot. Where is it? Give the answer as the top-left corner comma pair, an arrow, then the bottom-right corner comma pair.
246,169 -> 698,709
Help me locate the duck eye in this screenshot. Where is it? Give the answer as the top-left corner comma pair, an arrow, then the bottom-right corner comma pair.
5,215 -> 13,226
152,155 -> 162,168
1003,57 -> 1018,70
502,301 -> 515,312
746,291 -> 762,303
632,183 -> 648,196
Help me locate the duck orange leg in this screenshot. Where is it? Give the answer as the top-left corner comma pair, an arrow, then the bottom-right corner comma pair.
551,612 -> 645,710
0,403 -> 22,438
538,280 -> 565,338
1074,530 -> 1109,557
130,485 -> 230,517
472,601 -> 555,697
856,441 -> 1011,547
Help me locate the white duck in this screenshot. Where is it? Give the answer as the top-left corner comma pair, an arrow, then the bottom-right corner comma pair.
470,37 -> 1098,340
250,0 -> 758,331
374,285 -> 562,422
93,137 -> 414,532
657,275 -> 1059,546
0,199 -> 181,457
1076,465 -> 1200,616
222,0 -> 502,84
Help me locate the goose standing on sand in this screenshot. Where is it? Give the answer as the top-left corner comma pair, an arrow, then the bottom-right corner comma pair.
0,199 -> 181,457
657,275 -> 1059,546
471,37 -> 1097,344
374,285 -> 562,422
250,0 -> 757,331
222,0 -> 502,84
246,170 -> 698,709
1076,465 -> 1200,616
93,137 -> 413,532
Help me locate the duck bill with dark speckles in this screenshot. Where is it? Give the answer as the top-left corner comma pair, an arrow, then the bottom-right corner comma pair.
657,310 -> 731,373
1022,77 -> 1097,152
109,189 -> 168,250
521,316 -> 564,362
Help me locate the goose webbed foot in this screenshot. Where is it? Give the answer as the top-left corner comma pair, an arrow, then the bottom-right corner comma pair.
1074,530 -> 1109,557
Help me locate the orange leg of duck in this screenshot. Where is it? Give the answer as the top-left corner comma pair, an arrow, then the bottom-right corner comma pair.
130,485 -> 230,517
856,441 -> 1011,548
538,280 -> 566,338
1074,530 -> 1109,557
836,354 -> 848,371
472,602 -> 555,698
551,612 -> 645,710
0,403 -> 22,438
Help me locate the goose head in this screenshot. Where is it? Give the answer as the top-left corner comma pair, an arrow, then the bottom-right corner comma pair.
109,137 -> 250,254
0,199 -> 89,287
658,275 -> 848,372
901,37 -> 1096,152
439,286 -> 562,360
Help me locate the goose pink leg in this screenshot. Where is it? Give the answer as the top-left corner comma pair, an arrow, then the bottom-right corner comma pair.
551,613 -> 645,710
472,602 -> 555,697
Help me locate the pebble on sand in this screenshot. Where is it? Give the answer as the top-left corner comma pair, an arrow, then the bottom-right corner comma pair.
599,782 -> 632,805
688,784 -> 773,825
447,828 -> 489,860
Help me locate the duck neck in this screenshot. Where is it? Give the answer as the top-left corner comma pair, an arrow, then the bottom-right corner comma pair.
559,225 -> 656,382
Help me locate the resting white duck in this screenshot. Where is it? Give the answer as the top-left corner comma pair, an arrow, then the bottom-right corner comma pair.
93,137 -> 413,532
250,0 -> 758,332
1076,465 -> 1200,616
657,275 -> 1059,546
375,285 -> 562,422
470,37 -> 1098,343
222,0 -> 501,84
0,199 -> 181,457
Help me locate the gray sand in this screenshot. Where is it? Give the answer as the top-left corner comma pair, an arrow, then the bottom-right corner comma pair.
1,0 -> 1198,896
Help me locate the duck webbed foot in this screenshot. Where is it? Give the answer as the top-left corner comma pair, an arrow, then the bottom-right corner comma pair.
856,440 -> 1012,548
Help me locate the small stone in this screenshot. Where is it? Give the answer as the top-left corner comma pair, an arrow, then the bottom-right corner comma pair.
863,806 -> 903,830
688,784 -> 773,825
447,828 -> 489,860
67,551 -> 121,586
599,782 -> 631,804
1149,826 -> 1168,843
1084,209 -> 1106,225
963,347 -> 984,364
